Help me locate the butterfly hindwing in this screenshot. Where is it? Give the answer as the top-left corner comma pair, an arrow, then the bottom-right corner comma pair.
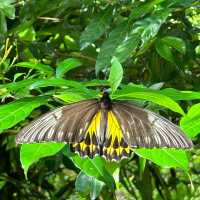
112,102 -> 193,149
102,111 -> 131,161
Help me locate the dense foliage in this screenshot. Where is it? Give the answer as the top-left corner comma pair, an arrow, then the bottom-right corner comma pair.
0,0 -> 200,199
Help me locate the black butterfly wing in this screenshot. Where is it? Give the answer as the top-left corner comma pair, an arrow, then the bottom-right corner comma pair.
16,100 -> 99,145
112,101 -> 193,149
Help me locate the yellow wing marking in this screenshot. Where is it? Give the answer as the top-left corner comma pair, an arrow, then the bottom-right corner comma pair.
103,111 -> 131,159
72,112 -> 101,156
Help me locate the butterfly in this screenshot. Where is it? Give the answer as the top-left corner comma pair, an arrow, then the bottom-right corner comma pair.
16,91 -> 193,161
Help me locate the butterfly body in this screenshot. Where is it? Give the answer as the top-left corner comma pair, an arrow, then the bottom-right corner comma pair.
16,92 -> 193,161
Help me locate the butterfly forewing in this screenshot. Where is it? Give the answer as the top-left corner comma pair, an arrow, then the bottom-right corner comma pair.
16,100 -> 98,144
112,102 -> 193,149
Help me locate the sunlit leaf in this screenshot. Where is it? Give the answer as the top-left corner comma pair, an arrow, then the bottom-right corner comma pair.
112,86 -> 185,115
83,79 -> 110,87
20,143 -> 65,177
29,78 -> 86,90
54,92 -> 88,103
15,62 -> 54,76
0,79 -> 40,92
108,57 -> 123,94
64,148 -> 119,188
0,96 -> 48,133
135,149 -> 189,171
56,58 -> 82,78
0,0 -> 15,19
160,88 -> 200,101
180,103 -> 200,138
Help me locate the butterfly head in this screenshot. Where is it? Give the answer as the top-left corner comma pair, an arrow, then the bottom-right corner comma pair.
100,89 -> 112,110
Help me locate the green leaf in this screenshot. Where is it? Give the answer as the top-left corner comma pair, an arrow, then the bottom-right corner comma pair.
139,157 -> 146,177
0,0 -> 15,19
13,73 -> 26,82
29,78 -> 86,90
160,88 -> 200,101
0,79 -> 40,92
29,78 -> 98,98
69,153 -> 118,188
114,32 -> 140,63
20,143 -> 65,177
75,172 -> 104,200
180,103 -> 200,138
129,0 -> 165,21
195,45 -> 200,55
15,62 -> 54,76
54,92 -> 88,103
83,79 -> 110,87
0,11 -> 7,34
135,149 -> 189,171
95,21 -> 129,74
80,7 -> 113,49
168,0 -> 196,7
108,57 -> 123,94
162,36 -> 186,54
112,86 -> 185,115
155,39 -> 175,63
56,58 -> 82,78
96,9 -> 169,74
137,9 -> 170,50
0,96 -> 48,133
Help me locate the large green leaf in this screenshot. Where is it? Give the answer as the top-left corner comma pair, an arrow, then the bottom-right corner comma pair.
83,79 -> 110,87
162,36 -> 186,54
75,172 -> 104,200
135,149 -> 189,171
95,21 -> 129,74
56,58 -> 82,78
80,7 -> 113,49
129,0 -> 165,21
0,79 -> 40,92
0,96 -> 48,133
15,62 -> 54,76
0,11 -> 7,34
65,149 -> 119,188
108,57 -> 123,94
168,0 -> 196,7
136,9 -> 170,51
0,0 -> 15,19
96,9 -> 169,74
72,156 -> 117,188
20,143 -> 65,176
54,92 -> 88,103
114,32 -> 140,63
29,78 -> 86,90
112,86 -> 185,115
180,103 -> 200,138
156,36 -> 186,63
160,88 -> 200,101
155,39 -> 175,63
